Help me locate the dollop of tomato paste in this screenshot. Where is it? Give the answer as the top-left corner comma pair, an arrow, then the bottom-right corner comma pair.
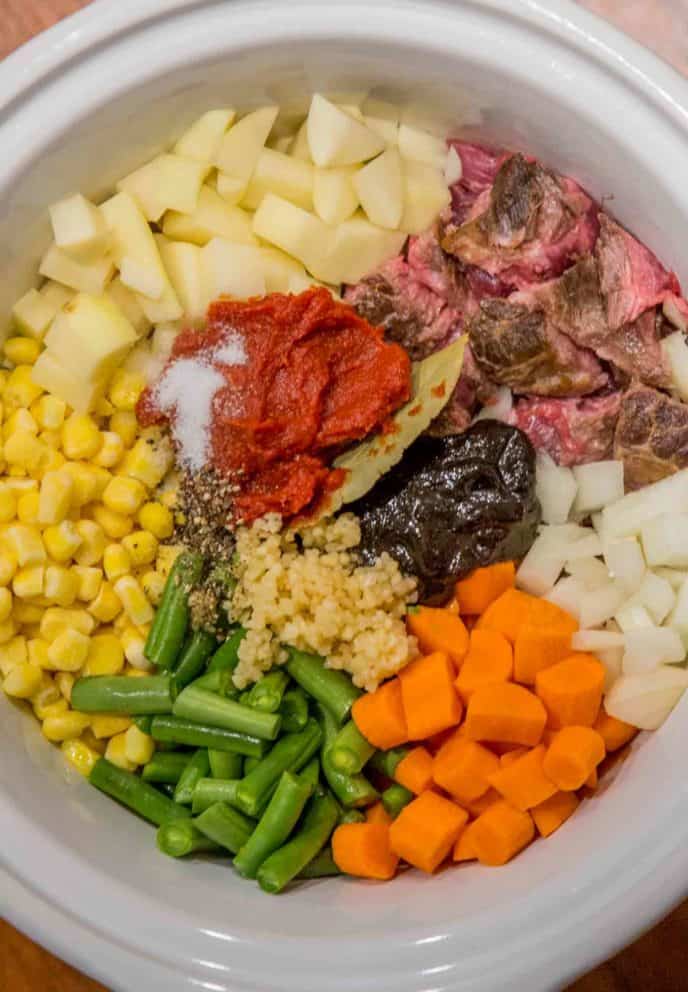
138,288 -> 411,523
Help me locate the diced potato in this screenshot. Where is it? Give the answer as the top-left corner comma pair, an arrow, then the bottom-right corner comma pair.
252,194 -> 332,275
289,121 -> 312,162
157,240 -> 205,321
215,172 -> 248,205
49,193 -> 110,261
117,154 -> 208,222
306,94 -> 385,167
241,148 -> 314,211
260,247 -> 310,293
162,185 -> 257,246
200,238 -> 266,303
40,281 -> 75,314
44,293 -> 138,381
311,212 -> 406,285
214,106 -> 279,195
106,277 -> 151,337
31,352 -> 106,413
400,160 -> 450,235
397,123 -> 447,168
363,115 -> 399,146
269,135 -> 294,154
118,256 -> 165,300
12,289 -> 55,340
353,148 -> 403,229
362,98 -> 401,123
313,166 -> 359,225
151,322 -> 180,359
173,108 -> 236,163
39,244 -> 115,295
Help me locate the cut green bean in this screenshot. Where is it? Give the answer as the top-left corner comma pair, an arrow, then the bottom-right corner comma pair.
234,771 -> 312,879
142,751 -> 191,785
133,714 -> 153,734
330,720 -> 375,775
207,627 -> 246,673
150,715 -> 269,757
369,746 -> 409,779
172,629 -> 217,693
257,792 -> 339,894
71,675 -> 174,715
317,704 -> 378,809
173,685 -> 281,741
156,783 -> 176,798
192,777 -> 240,814
190,669 -> 238,698
286,650 -> 360,725
243,755 -> 260,775
279,687 -> 309,732
299,758 -> 321,790
338,808 -> 366,825
382,783 -> 413,819
298,846 -> 341,879
145,552 -> 204,670
193,802 -> 255,854
208,749 -> 243,780
235,719 -> 322,817
247,670 -> 290,713
90,758 -> 191,826
157,820 -> 222,858
173,748 -> 210,805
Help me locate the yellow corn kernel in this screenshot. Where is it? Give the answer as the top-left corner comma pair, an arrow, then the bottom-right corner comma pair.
113,575 -> 153,626
123,531 -> 159,569
73,565 -> 103,602
4,336 -> 41,365
120,626 -> 151,670
156,543 -> 183,578
1,479 -> 33,497
4,408 -> 38,437
85,633 -> 125,675
88,581 -> 122,623
42,710 -> 91,742
34,696 -> 69,721
8,466 -> 27,478
103,543 -> 132,582
31,675 -> 62,712
4,365 -> 43,410
39,429 -> 62,450
27,637 -> 50,669
124,724 -> 155,765
0,587 -> 11,623
43,520 -> 82,563
104,731 -> 135,770
108,369 -> 145,412
91,713 -> 131,739
95,396 -> 115,417
17,491 -> 40,525
38,469 -> 73,526
62,413 -> 102,461
121,430 -> 173,489
40,606 -> 95,642
55,671 -> 75,701
0,487 -> 17,524
62,462 -> 98,506
61,738 -> 99,776
0,619 -> 17,647
90,466 -> 113,500
102,475 -> 147,516
35,394 -> 67,431
0,634 -> 25,675
94,431 -> 125,469
109,410 -> 138,448
80,728 -> 106,755
3,661 -> 43,698
46,628 -> 90,672
3,523 -> 46,567
74,519 -> 106,566
137,501 -> 174,540
0,548 -> 17,587
4,430 -> 49,473
44,565 -> 79,607
12,564 -> 45,599
140,569 -> 165,606
0,370 -> 8,394
125,664 -> 148,677
39,448 -> 66,477
91,504 -> 133,540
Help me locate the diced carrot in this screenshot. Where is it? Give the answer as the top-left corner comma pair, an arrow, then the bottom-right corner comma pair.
535,654 -> 605,728
453,823 -> 478,861
366,802 -> 392,826
395,746 -> 434,795
488,741 -> 525,757
475,588 -> 577,644
465,682 -> 547,747
389,791 -> 468,874
407,607 -> 469,666
456,562 -> 516,615
399,651 -> 463,740
542,726 -> 606,791
513,624 -> 575,685
531,791 -> 580,838
593,708 -> 638,752
454,629 -> 513,702
487,745 -> 558,811
463,788 -> 501,818
433,733 -> 500,803
352,677 -> 408,750
471,800 -> 535,866
584,768 -> 598,790
499,747 -> 529,768
426,726 -> 458,753
446,598 -> 460,615
541,728 -> 558,747
332,822 -> 399,880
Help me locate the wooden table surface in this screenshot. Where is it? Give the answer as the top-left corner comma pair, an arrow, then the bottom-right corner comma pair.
1,1 -> 687,989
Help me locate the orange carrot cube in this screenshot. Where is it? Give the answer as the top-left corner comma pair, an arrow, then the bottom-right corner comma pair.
487,745 -> 558,811
471,800 -> 535,866
535,653 -> 605,728
513,623 -> 575,685
465,682 -> 547,747
542,726 -> 606,791
531,790 -> 580,838
389,790 -> 468,873
454,629 -> 513,702
407,606 -> 469,666
399,651 -> 463,740
455,562 -> 515,615
352,677 -> 408,750
332,822 -> 399,880
394,746 -> 434,795
433,733 -> 500,803
593,708 -> 638,752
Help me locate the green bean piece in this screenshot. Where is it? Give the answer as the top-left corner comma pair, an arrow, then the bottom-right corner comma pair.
90,758 -> 191,826
235,719 -> 322,817
207,627 -> 246,673
369,746 -> 409,779
299,758 -> 321,790
156,820 -> 223,858
338,808 -> 366,825
173,748 -> 210,805
191,777 -> 240,814
279,687 -> 309,732
382,783 -> 414,818
145,552 -> 204,670
193,802 -> 255,854
329,720 -> 375,775
172,629 -> 217,693
243,755 -> 260,775
156,783 -> 177,798
208,749 -> 243,780
190,669 -> 238,698
246,670 -> 290,713
298,846 -> 341,879
234,771 -> 313,878
71,675 -> 174,714
257,792 -> 339,894
133,714 -> 153,734
173,685 -> 281,740
286,650 -> 360,725
150,715 -> 269,757
141,752 -> 191,785
317,704 -> 379,809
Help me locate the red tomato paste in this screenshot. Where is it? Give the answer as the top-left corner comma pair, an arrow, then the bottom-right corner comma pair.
138,288 -> 412,522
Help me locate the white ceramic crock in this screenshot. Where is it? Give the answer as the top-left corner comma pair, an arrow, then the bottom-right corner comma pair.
2,2 -> 688,990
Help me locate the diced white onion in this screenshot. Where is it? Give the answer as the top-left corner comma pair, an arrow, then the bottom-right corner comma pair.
661,330 -> 688,401
565,556 -> 610,590
622,626 -> 685,674
605,666 -> 688,730
572,460 -> 624,515
571,629 -> 625,652
443,145 -> 462,185
563,534 -> 603,562
603,537 -> 645,593
535,451 -> 577,525
631,571 -> 675,624
667,576 -> 688,637
516,535 -> 564,596
474,385 -> 513,424
641,512 -> 688,568
543,576 -> 586,622
615,602 -> 654,633
602,469 -> 688,540
597,646 -> 624,691
579,582 -> 627,629
654,567 -> 688,590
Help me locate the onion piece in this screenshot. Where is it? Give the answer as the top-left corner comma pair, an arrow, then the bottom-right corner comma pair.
579,581 -> 627,629
605,666 -> 688,730
474,385 -> 513,424
630,571 -> 675,624
563,534 -> 603,562
572,460 -> 624,516
565,556 -> 610,590
516,535 -> 564,596
571,629 -> 625,652
667,577 -> 688,641
598,646 -> 624,691
641,512 -> 688,568
603,537 -> 645,593
602,469 -> 688,540
535,451 -> 577,525
654,567 -> 688,590
615,602 -> 654,633
443,145 -> 462,185
543,576 -> 586,622
622,626 -> 685,674
661,330 -> 688,401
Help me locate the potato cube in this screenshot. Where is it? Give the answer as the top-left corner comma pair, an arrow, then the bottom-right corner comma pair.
49,193 -> 110,260
311,212 -> 405,285
162,184 -> 257,247
306,94 -> 384,167
31,351 -> 105,413
117,154 -> 208,222
313,166 -> 359,225
200,238 -> 266,303
106,277 -> 151,337
397,123 -> 447,168
44,292 -> 138,381
252,194 -> 332,275
118,256 -> 165,300
157,240 -> 205,321
400,160 -> 450,235
12,289 -> 55,340
174,108 -> 236,163
39,244 -> 115,295
214,106 -> 279,193
353,148 -> 403,229
260,247 -> 310,293
241,148 -> 314,211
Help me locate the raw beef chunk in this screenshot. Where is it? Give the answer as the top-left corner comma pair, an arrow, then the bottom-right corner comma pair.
614,383 -> 688,488
510,392 -> 622,466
